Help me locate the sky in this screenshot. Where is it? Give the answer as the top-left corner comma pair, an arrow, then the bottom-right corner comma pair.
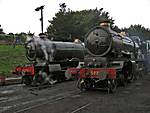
0,0 -> 150,35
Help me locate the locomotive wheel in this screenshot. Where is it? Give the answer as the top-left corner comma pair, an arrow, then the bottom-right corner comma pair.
77,78 -> 91,91
22,76 -> 33,86
119,74 -> 127,87
37,71 -> 49,85
116,74 -> 125,87
127,73 -> 135,83
136,70 -> 143,80
107,79 -> 117,94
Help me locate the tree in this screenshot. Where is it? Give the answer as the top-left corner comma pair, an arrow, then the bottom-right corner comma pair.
123,24 -> 150,41
0,25 -> 5,34
47,4 -> 114,41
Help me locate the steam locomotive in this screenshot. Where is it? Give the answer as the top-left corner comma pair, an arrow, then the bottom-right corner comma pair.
68,26 -> 146,93
13,35 -> 86,86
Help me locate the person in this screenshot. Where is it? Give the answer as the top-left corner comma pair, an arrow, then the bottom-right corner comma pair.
118,31 -> 126,37
74,38 -> 82,44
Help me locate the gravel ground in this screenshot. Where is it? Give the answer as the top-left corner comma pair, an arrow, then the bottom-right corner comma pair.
0,74 -> 150,113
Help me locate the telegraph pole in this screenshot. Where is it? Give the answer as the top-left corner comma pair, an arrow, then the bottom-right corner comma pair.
35,5 -> 45,33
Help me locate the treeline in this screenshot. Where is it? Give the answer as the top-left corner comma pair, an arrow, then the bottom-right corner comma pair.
47,3 -> 150,41
123,25 -> 150,41
0,32 -> 26,44
0,24 -> 27,44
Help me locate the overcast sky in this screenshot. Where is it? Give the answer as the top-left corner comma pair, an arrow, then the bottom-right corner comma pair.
0,0 -> 150,35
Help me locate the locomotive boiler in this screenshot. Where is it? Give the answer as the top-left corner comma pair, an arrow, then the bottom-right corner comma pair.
85,26 -> 137,58
25,35 -> 85,63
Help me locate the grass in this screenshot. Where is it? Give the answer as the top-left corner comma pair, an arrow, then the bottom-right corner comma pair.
0,45 -> 28,77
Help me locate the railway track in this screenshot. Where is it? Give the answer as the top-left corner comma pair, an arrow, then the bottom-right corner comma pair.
68,103 -> 91,113
14,90 -> 82,113
1,74 -> 150,113
0,81 -> 82,113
